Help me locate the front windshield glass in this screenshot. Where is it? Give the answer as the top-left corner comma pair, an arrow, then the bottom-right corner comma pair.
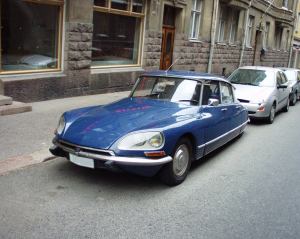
283,70 -> 296,83
228,69 -> 275,87
132,76 -> 201,105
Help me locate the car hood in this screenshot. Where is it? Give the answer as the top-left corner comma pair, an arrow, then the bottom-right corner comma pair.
233,84 -> 274,103
60,98 -> 198,149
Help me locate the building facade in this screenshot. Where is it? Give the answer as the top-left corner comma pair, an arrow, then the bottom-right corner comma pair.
0,0 -> 297,102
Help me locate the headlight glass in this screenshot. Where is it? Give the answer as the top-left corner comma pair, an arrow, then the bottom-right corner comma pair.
56,115 -> 65,135
118,132 -> 164,150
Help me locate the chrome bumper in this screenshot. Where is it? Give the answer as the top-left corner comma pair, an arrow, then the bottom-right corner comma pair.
52,140 -> 172,166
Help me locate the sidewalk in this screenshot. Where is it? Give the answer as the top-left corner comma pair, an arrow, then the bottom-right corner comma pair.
0,91 -> 130,174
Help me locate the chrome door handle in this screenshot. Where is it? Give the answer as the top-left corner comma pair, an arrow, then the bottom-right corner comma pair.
221,108 -> 228,112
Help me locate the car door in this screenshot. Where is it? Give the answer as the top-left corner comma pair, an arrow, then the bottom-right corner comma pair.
200,80 -> 231,154
279,71 -> 289,109
276,72 -> 287,110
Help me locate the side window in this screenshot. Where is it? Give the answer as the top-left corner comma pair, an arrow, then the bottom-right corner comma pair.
280,72 -> 288,84
297,72 -> 300,82
220,82 -> 234,104
276,72 -> 282,85
201,81 -> 220,105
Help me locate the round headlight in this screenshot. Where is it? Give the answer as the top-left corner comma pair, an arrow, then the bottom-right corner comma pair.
118,132 -> 164,150
56,115 -> 65,135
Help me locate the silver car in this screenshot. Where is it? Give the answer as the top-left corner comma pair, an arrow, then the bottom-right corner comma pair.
228,66 -> 290,124
280,68 -> 300,106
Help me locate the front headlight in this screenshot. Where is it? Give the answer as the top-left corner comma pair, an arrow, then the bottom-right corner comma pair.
56,115 -> 65,135
118,132 -> 164,150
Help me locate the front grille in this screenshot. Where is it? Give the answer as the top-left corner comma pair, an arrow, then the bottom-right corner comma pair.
58,140 -> 114,156
238,99 -> 250,103
248,111 -> 256,114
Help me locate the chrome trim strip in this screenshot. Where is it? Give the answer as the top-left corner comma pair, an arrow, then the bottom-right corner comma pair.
54,141 -> 172,166
197,120 -> 248,149
58,140 -> 115,156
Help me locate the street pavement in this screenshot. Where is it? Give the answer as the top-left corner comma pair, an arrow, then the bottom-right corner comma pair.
0,97 -> 300,238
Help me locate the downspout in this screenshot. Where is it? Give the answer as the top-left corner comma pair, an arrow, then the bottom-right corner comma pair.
207,0 -> 219,73
239,1 -> 252,66
288,0 -> 298,67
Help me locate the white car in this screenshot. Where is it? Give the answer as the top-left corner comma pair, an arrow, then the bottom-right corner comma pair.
228,66 -> 290,124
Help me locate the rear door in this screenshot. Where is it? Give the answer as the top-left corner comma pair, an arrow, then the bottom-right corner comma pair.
277,72 -> 289,109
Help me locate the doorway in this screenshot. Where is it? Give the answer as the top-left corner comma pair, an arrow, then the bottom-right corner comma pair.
160,5 -> 176,70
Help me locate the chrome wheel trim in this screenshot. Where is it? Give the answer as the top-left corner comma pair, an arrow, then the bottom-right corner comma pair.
173,144 -> 189,177
270,106 -> 275,122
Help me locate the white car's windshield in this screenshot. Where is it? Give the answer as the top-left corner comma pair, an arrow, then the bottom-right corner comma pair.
229,69 -> 275,87
132,76 -> 201,105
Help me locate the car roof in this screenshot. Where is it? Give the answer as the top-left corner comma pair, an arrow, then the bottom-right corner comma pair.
237,66 -> 282,72
279,67 -> 300,72
141,70 -> 229,83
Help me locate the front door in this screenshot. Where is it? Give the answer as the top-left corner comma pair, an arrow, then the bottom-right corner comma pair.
160,5 -> 176,70
160,27 -> 175,70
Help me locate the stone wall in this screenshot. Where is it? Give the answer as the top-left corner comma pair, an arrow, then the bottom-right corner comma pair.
143,30 -> 162,70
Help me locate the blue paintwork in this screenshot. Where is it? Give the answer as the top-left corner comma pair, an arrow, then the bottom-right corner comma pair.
55,70 -> 248,177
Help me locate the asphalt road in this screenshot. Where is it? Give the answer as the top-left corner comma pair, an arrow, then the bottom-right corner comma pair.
0,104 -> 300,239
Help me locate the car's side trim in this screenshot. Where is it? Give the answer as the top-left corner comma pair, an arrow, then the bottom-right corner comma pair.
54,141 -> 172,166
197,120 -> 248,149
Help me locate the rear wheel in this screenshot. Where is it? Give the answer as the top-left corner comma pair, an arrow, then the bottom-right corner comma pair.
159,138 -> 192,186
267,104 -> 276,124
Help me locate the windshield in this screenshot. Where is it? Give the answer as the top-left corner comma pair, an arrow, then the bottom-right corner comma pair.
228,69 -> 275,87
131,76 -> 201,105
283,70 -> 296,83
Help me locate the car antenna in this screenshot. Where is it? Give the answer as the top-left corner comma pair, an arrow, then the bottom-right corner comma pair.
165,57 -> 181,75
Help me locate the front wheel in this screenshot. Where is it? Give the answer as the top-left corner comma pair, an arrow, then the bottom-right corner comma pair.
159,138 -> 192,186
290,93 -> 297,106
267,104 -> 276,124
283,98 -> 290,112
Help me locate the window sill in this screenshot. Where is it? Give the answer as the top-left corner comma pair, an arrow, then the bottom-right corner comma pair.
0,72 -> 66,82
245,46 -> 253,49
188,39 -> 203,43
216,42 -> 227,46
91,66 -> 144,74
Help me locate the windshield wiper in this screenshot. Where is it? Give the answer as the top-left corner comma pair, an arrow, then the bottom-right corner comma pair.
144,93 -> 159,98
178,99 -> 199,104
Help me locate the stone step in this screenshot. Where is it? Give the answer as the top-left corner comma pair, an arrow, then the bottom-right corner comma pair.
0,95 -> 13,106
0,101 -> 32,116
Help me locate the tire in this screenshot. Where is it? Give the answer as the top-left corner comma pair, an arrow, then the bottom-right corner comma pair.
283,98 -> 290,112
159,138 -> 193,186
290,92 -> 297,106
267,104 -> 276,124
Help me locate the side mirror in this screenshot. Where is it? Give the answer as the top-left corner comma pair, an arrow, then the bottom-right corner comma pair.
277,84 -> 288,89
208,98 -> 219,106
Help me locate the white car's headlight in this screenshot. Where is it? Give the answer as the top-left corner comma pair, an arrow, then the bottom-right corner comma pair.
118,132 -> 164,150
56,115 -> 66,135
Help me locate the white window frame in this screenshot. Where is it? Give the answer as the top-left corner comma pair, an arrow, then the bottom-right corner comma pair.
189,0 -> 202,40
246,16 -> 254,47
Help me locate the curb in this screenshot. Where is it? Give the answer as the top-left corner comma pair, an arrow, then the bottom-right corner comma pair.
0,149 -> 56,176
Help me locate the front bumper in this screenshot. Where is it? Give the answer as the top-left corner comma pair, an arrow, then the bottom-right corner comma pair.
240,102 -> 270,118
50,139 -> 172,167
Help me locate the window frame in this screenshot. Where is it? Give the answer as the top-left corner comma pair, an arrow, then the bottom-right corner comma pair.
246,16 -> 254,47
263,22 -> 270,49
0,0 -> 64,75
189,0 -> 203,40
92,0 -> 145,69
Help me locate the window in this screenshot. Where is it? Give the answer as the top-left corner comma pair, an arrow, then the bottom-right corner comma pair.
201,82 -> 220,105
0,0 -> 64,74
220,82 -> 234,104
246,16 -> 254,47
285,30 -> 290,51
189,0 -> 202,39
92,0 -> 144,67
229,11 -> 239,44
263,22 -> 270,49
282,0 -> 288,8
217,6 -> 226,42
275,26 -> 283,50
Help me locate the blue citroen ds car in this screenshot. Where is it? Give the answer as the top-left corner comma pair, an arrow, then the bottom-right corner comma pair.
50,71 -> 249,185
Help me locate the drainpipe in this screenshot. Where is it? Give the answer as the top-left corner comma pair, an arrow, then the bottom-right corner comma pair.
207,0 -> 219,73
239,1 -> 252,67
288,0 -> 298,67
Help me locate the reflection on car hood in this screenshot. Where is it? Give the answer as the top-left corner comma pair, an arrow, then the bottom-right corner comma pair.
60,98 -> 198,149
233,84 -> 274,103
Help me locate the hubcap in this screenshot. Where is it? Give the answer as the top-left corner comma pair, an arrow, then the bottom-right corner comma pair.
270,106 -> 275,121
173,144 -> 189,177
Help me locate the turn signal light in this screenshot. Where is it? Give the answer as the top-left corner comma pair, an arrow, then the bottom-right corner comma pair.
144,151 -> 166,158
257,105 -> 265,112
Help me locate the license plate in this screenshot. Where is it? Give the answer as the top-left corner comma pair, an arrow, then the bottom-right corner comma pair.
69,154 -> 94,169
